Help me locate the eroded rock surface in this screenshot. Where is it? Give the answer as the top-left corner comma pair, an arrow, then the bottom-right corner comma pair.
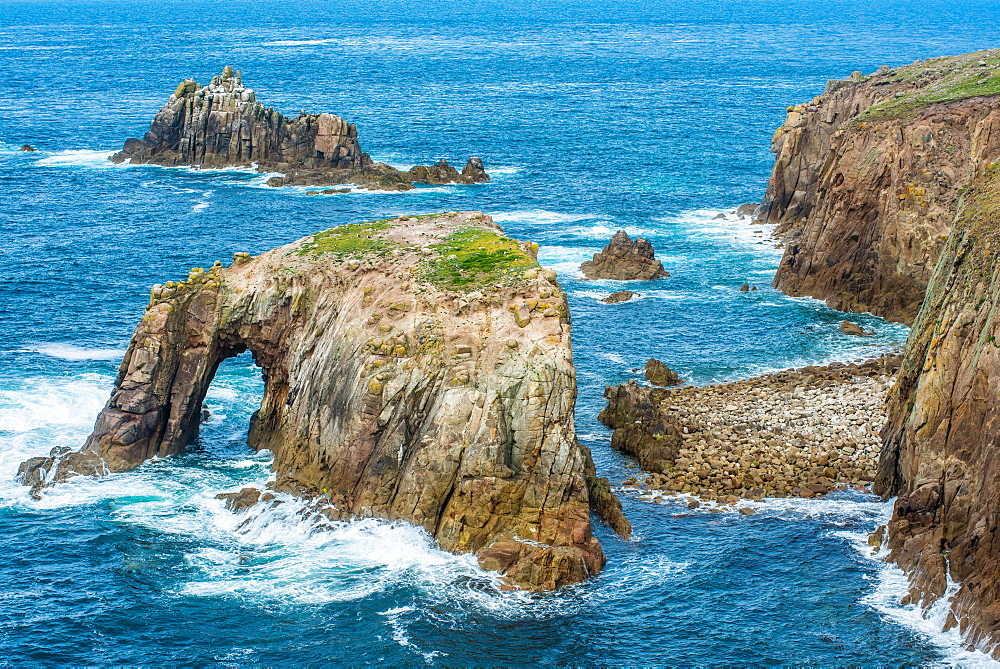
876,167 -> 1000,656
581,230 -> 670,280
18,211 -> 627,590
110,66 -> 490,191
761,50 -> 1000,324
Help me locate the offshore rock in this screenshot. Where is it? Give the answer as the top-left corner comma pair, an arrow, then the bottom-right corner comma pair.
109,67 -> 490,190
760,49 -> 1000,324
408,158 -> 491,185
876,166 -> 1000,656
581,230 -> 670,280
19,145 -> 35,152
644,359 -> 681,387
602,290 -> 637,304
18,211 -> 628,591
839,320 -> 874,337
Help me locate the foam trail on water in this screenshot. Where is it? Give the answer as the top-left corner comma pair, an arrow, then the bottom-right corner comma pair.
34,149 -> 119,169
22,343 -> 125,361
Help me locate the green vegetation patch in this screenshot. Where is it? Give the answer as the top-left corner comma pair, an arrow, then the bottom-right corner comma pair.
297,221 -> 396,257
420,226 -> 538,290
855,53 -> 1000,124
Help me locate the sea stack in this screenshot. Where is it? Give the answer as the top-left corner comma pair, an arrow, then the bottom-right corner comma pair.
760,49 -> 1000,324
581,230 -> 670,280
110,66 -> 490,191
875,165 -> 1000,657
17,212 -> 629,591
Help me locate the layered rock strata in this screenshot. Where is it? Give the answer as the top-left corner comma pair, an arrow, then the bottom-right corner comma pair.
110,66 -> 490,191
760,50 -> 1000,324
18,211 -> 627,591
601,356 -> 899,503
875,166 -> 1000,656
581,230 -> 670,280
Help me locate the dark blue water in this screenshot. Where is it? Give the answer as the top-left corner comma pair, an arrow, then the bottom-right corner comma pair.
1,1 -> 996,664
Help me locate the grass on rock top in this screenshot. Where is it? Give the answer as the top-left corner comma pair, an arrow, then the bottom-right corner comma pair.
421,227 -> 538,290
296,221 -> 396,257
854,51 -> 1000,124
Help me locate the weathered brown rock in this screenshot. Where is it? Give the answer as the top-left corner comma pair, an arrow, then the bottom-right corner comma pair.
761,50 -> 1000,324
876,166 -> 1000,656
408,158 -> 490,185
581,230 -> 670,280
644,359 -> 680,386
598,381 -> 681,474
110,67 -> 489,190
19,145 -> 35,152
839,320 -> 874,336
602,290 -> 637,304
17,211 -> 628,591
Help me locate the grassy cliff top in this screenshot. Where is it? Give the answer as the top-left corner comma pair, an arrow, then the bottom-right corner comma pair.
854,49 -> 1000,124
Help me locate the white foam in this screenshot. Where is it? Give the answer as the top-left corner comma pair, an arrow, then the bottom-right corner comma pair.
23,343 -> 124,361
597,352 -> 627,365
34,149 -> 119,169
261,38 -> 336,46
571,223 -> 648,239
489,210 -> 597,226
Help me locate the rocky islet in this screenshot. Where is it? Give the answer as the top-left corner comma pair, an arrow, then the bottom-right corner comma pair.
19,212 -> 628,591
110,66 -> 490,191
580,230 -> 671,280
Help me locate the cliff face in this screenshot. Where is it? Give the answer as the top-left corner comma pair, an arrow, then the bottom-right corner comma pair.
875,167 -> 1000,656
761,50 -> 1000,324
19,212 -> 627,591
111,66 -> 490,190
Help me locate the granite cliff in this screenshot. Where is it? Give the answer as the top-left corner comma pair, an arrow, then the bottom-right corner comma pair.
19,212 -> 627,590
110,66 -> 490,191
761,50 -> 1000,324
875,166 -> 1000,656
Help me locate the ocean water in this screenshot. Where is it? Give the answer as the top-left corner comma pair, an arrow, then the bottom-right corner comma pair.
1,1 -> 998,663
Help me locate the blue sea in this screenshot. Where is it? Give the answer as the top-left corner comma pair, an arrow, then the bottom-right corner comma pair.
1,0 -> 997,664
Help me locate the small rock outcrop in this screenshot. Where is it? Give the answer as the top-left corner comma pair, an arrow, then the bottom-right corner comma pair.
19,145 -> 35,152
110,66 -> 490,191
602,290 -> 637,304
876,166 -> 1000,656
644,359 -> 680,386
839,320 -> 874,337
760,50 -> 1000,324
580,231 -> 670,280
18,211 -> 627,591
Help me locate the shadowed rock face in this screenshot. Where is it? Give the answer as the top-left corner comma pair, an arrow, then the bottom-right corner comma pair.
761,50 -> 1000,325
110,66 -> 490,191
875,168 -> 1000,656
581,230 -> 670,280
18,212 -> 627,590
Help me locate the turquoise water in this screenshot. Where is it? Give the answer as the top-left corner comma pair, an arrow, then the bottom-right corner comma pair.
0,1 -> 996,663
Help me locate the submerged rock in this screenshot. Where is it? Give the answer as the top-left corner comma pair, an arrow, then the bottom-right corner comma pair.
580,230 -> 670,280
19,145 -> 35,152
17,211 -> 628,591
109,67 -> 490,190
760,49 -> 1000,325
644,359 -> 681,387
602,290 -> 638,304
839,320 -> 874,336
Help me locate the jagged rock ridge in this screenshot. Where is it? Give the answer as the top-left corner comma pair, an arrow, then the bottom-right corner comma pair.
875,166 -> 1000,657
580,230 -> 670,280
110,66 -> 490,191
18,211 -> 628,590
760,49 -> 1000,324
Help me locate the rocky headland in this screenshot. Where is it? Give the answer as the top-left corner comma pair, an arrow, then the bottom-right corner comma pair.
581,230 -> 670,280
874,164 -> 1000,656
760,49 -> 1000,324
600,356 -> 900,504
18,211 -> 628,591
110,66 -> 490,191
